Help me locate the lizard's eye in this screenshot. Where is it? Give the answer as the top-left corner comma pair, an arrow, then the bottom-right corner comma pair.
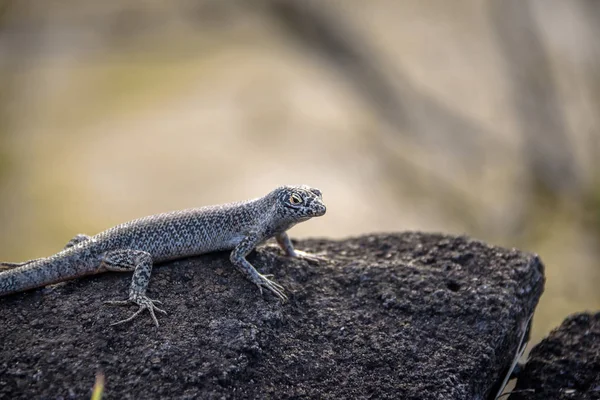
289,193 -> 303,205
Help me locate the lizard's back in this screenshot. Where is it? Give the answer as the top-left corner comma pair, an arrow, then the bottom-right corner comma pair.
94,199 -> 264,262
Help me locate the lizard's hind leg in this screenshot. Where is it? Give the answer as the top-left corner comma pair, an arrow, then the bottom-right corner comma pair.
0,233 -> 92,271
64,234 -> 91,248
0,261 -> 39,271
101,249 -> 166,327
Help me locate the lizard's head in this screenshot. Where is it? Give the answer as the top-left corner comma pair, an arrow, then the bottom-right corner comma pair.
273,185 -> 326,222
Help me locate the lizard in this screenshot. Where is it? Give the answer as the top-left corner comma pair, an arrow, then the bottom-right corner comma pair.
0,185 -> 326,327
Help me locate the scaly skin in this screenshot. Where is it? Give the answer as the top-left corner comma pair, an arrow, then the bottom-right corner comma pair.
0,185 -> 326,327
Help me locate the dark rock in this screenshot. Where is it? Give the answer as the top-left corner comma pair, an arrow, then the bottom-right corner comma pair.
510,312 -> 600,400
0,233 -> 544,399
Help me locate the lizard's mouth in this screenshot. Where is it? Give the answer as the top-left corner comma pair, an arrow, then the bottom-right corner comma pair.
314,204 -> 326,217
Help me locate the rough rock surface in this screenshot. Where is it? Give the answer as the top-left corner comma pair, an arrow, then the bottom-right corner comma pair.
510,312 -> 600,400
0,233 -> 544,399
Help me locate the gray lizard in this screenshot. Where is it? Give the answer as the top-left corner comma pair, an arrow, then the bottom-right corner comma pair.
0,185 -> 326,326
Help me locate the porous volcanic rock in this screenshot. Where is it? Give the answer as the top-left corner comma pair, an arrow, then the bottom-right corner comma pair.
0,233 -> 544,399
510,312 -> 600,400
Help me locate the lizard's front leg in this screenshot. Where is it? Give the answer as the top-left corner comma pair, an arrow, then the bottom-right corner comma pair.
101,249 -> 166,327
231,232 -> 287,301
276,232 -> 327,263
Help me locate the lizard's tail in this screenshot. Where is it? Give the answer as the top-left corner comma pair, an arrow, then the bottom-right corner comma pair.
0,250 -> 99,296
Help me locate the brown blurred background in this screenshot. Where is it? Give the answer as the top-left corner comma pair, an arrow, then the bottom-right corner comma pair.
0,0 -> 599,347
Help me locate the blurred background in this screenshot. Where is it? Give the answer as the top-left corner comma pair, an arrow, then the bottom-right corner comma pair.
0,0 -> 598,347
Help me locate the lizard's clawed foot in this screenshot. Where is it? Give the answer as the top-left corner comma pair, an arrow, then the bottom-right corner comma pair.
104,294 -> 167,327
292,250 -> 328,264
256,273 -> 288,301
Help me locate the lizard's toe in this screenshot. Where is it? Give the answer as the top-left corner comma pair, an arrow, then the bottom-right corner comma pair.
104,299 -> 130,306
257,274 -> 288,301
293,250 -> 328,264
105,294 -> 166,327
